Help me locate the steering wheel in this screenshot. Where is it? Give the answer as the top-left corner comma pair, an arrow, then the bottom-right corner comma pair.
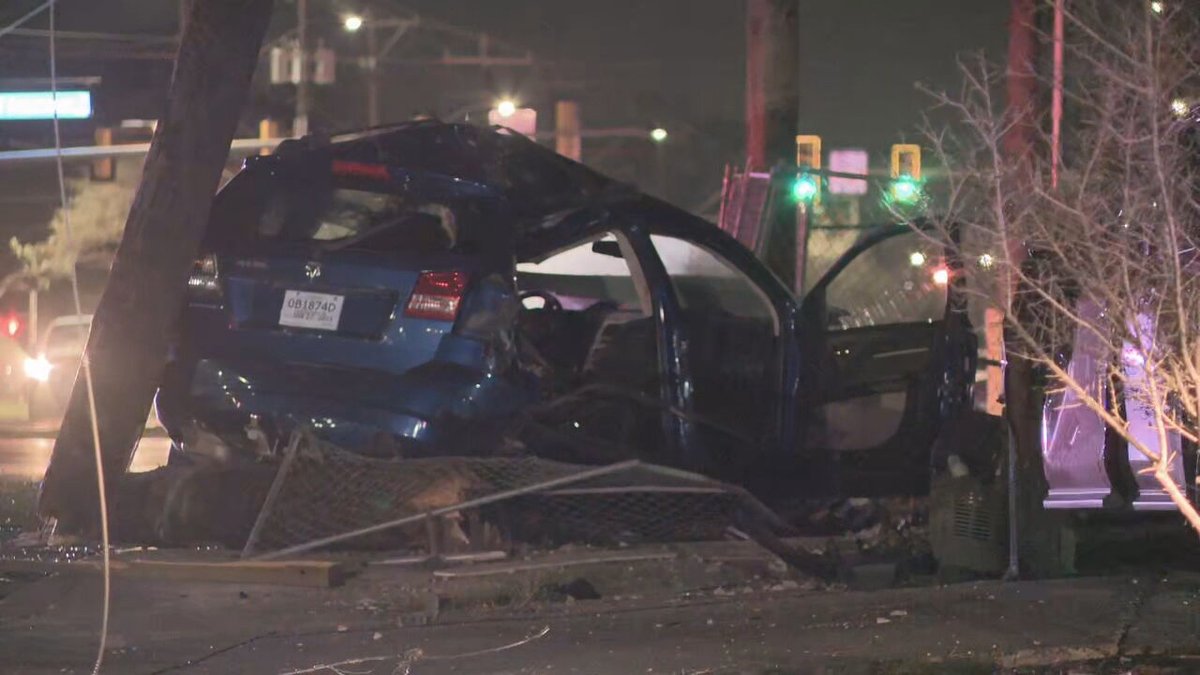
519,289 -> 563,311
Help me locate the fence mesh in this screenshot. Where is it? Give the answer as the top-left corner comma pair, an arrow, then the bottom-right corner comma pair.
242,431 -> 764,559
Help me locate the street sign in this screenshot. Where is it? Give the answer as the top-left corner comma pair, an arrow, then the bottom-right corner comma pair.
488,107 -> 537,138
828,149 -> 869,195
0,91 -> 92,121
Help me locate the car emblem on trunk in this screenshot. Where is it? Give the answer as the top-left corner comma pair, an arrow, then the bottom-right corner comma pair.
305,262 -> 322,281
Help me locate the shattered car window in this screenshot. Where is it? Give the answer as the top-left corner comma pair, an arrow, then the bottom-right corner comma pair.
825,233 -> 947,330
258,186 -> 457,251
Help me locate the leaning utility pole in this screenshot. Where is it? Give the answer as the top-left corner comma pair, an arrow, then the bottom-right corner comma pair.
38,0 -> 275,532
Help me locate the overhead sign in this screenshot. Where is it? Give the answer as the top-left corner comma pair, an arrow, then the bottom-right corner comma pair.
828,148 -> 869,195
0,90 -> 92,121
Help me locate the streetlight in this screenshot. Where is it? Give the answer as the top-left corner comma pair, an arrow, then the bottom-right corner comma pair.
1150,1 -> 1164,14
495,99 -> 517,118
909,251 -> 927,267
343,14 -> 364,32
649,127 -> 668,143
1170,98 -> 1189,118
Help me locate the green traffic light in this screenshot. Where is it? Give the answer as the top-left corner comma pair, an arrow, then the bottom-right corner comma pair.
792,176 -> 818,202
890,176 -> 921,204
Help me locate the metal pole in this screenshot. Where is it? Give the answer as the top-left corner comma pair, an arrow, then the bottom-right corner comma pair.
27,288 -> 38,350
365,10 -> 380,127
1051,0 -> 1064,189
240,431 -> 304,558
293,0 -> 309,136
794,202 -> 809,295
555,100 -> 582,161
654,141 -> 667,197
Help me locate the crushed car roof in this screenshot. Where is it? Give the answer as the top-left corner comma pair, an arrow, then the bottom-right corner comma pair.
260,120 -> 633,222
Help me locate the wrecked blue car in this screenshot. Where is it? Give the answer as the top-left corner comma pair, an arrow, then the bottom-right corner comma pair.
156,121 -> 975,500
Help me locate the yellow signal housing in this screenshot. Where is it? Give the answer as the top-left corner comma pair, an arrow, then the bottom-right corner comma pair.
890,143 -> 921,179
796,134 -> 822,170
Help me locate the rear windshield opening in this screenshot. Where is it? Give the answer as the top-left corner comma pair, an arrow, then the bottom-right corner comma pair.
211,170 -> 475,254
260,186 -> 458,252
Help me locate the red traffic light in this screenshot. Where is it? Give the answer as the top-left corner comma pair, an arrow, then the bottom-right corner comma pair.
4,313 -> 24,339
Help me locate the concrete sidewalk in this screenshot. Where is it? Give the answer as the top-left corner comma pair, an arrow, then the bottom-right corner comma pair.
1,543 -> 1197,674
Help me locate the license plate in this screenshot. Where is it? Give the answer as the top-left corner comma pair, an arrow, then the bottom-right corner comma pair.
279,290 -> 344,331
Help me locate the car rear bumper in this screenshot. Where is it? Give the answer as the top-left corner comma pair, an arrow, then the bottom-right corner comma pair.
158,355 -> 532,457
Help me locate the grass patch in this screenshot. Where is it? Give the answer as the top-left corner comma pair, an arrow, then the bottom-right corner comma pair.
0,478 -> 40,543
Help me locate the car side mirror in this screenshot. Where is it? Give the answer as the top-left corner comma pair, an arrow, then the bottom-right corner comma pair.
591,240 -> 622,258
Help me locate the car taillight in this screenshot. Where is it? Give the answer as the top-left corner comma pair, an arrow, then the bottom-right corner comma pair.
404,271 -> 469,321
187,254 -> 221,300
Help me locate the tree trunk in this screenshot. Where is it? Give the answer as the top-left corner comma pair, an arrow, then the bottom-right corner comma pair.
38,0 -> 275,533
1002,0 -> 1076,577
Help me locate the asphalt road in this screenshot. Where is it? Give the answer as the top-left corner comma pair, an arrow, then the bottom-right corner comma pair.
0,434 -> 169,481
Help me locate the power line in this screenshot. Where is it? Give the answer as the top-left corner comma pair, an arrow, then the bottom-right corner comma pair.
0,0 -> 53,40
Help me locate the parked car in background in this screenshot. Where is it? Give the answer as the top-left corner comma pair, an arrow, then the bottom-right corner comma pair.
25,314 -> 91,420
156,121 -> 976,504
0,334 -> 28,402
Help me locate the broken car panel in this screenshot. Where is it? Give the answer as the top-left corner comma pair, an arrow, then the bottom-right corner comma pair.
155,121 -> 975,503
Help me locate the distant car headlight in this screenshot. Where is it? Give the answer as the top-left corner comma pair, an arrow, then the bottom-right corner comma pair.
23,355 -> 52,382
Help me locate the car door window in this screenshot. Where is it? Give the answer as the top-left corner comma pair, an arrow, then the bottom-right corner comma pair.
517,233 -> 650,313
806,229 -> 954,478
649,235 -> 777,331
650,235 -> 780,442
824,232 -> 947,330
516,233 -> 657,396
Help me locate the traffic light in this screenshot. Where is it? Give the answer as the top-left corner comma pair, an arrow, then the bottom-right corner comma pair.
889,144 -> 923,206
3,313 -> 24,340
794,134 -> 822,203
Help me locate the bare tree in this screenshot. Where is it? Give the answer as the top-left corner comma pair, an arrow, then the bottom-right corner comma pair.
915,0 -> 1200,534
2,157 -> 142,298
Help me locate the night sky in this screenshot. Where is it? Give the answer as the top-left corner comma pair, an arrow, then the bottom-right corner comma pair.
1,0 -> 1010,228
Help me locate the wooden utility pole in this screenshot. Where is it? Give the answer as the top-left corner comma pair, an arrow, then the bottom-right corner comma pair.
38,0 -> 275,532
746,0 -> 801,289
745,0 -> 799,169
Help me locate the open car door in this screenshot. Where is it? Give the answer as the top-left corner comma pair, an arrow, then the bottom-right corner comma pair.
797,225 -> 975,497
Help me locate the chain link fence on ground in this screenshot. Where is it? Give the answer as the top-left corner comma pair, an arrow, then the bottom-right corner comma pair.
242,430 -> 797,563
